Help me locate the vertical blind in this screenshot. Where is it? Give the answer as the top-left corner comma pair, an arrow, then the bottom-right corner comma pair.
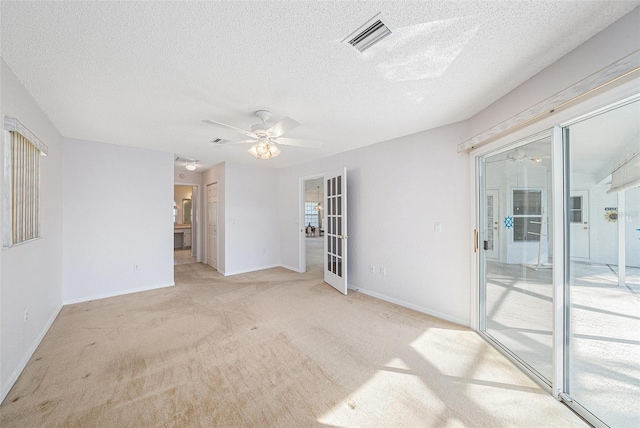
9,130 -> 41,244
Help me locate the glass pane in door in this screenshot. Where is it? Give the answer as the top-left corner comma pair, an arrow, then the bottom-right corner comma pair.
565,99 -> 640,427
481,134 -> 554,383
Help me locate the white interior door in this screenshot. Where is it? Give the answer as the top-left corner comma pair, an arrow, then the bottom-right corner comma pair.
569,190 -> 590,259
207,183 -> 218,269
191,186 -> 198,258
324,168 -> 347,294
485,189 -> 500,260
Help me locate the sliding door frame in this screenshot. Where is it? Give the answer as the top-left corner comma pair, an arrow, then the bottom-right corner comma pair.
474,129 -> 557,394
555,94 -> 640,428
471,86 -> 640,427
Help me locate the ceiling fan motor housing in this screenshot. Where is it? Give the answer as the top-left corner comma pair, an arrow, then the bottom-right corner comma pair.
251,123 -> 272,136
252,110 -> 275,137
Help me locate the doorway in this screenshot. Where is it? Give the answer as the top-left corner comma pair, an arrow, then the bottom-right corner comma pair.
174,184 -> 198,266
302,176 -> 324,275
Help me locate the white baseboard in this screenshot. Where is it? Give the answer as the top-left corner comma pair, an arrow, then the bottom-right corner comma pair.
1,304 -> 63,403
280,264 -> 303,273
62,282 -> 175,305
352,287 -> 469,327
222,264 -> 281,277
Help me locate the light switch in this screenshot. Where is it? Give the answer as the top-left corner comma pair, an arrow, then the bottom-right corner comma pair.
434,222 -> 443,232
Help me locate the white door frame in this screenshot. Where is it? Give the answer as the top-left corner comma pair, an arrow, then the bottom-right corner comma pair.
190,185 -> 199,259
298,173 -> 324,273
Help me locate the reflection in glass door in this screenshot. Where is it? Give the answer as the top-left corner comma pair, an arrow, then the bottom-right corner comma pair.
564,99 -> 640,427
480,134 -> 554,383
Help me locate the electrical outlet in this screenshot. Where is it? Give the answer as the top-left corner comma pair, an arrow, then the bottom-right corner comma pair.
380,267 -> 386,276
24,307 -> 29,322
369,264 -> 376,273
133,264 -> 139,271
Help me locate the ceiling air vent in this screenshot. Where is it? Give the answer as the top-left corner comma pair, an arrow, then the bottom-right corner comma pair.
210,138 -> 231,145
343,13 -> 392,53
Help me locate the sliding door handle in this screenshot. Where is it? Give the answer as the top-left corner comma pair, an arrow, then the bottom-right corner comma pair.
473,229 -> 478,253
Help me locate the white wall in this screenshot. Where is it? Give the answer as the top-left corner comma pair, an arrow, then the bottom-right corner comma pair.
224,162 -> 280,275
62,138 -> 174,304
278,122 -> 472,325
468,7 -> 640,141
0,60 -> 64,401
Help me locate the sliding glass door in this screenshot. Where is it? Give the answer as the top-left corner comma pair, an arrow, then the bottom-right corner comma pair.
480,133 -> 554,384
563,99 -> 640,427
478,96 -> 639,427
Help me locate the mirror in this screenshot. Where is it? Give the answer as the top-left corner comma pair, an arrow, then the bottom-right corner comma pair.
182,199 -> 192,224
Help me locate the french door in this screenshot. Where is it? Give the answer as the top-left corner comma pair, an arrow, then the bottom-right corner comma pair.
324,168 -> 347,294
478,96 -> 640,427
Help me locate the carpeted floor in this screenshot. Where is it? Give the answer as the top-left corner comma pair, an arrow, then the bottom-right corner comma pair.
0,263 -> 585,427
174,248 -> 198,265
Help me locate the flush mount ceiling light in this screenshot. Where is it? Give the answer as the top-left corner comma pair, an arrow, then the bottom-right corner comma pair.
185,160 -> 198,170
248,139 -> 281,159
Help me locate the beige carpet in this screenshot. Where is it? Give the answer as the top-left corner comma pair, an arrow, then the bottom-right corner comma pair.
0,263 -> 584,427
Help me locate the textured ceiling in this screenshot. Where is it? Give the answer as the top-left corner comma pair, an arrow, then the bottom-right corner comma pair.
2,1 -> 638,170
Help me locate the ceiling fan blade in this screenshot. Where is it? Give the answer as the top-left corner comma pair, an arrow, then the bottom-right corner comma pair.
211,139 -> 256,147
275,138 -> 323,149
202,119 -> 258,138
267,116 -> 300,137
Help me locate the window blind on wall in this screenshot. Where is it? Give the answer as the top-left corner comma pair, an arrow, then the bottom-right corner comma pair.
8,131 -> 41,244
3,117 -> 48,247
608,152 -> 640,194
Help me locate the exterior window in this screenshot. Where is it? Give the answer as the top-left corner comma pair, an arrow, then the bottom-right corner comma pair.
569,196 -> 583,223
3,125 -> 46,247
304,202 -> 319,227
513,189 -> 542,241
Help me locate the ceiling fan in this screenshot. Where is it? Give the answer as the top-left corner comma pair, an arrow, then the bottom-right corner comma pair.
203,110 -> 323,159
487,148 -> 547,164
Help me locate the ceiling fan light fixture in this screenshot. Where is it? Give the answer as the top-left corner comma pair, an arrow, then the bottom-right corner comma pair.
248,141 -> 281,159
